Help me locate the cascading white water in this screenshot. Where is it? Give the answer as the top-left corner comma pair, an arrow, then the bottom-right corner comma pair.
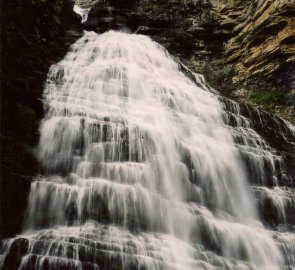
1,31 -> 294,270
74,5 -> 91,23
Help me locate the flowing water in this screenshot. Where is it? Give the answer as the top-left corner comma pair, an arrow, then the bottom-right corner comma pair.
1,31 -> 295,270
74,5 -> 91,23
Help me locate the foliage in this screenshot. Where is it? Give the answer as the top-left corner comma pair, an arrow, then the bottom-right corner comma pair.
250,90 -> 285,105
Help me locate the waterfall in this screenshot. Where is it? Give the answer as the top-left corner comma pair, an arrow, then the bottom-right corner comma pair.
74,5 -> 91,23
1,31 -> 294,270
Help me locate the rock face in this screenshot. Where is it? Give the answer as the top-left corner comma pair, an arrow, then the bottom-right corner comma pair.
84,0 -> 228,66
84,0 -> 295,121
0,0 -> 82,237
75,0 -> 99,8
219,0 -> 295,119
223,0 -> 294,84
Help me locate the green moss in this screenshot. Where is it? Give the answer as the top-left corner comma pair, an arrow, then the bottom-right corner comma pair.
250,90 -> 285,105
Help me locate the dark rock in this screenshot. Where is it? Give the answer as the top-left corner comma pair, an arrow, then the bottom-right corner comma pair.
84,0 -> 227,61
0,0 -> 82,238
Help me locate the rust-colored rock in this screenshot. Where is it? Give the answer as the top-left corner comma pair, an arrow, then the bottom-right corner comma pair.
223,0 -> 295,89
